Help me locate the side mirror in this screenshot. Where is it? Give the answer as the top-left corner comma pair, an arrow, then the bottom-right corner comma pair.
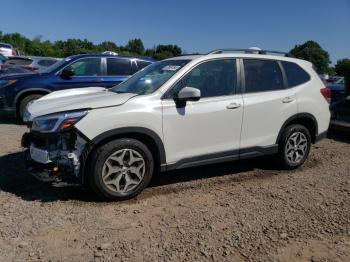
60,68 -> 75,79
175,87 -> 201,107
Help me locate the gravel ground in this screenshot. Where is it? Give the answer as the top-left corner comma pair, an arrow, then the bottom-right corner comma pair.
0,119 -> 349,261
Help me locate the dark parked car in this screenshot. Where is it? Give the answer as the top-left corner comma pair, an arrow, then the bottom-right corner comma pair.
330,95 -> 350,129
4,56 -> 61,72
328,77 -> 345,102
0,53 -> 155,118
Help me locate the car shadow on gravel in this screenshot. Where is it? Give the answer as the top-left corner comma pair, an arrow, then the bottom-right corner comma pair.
0,151 -> 283,203
0,152 -> 98,202
0,116 -> 19,125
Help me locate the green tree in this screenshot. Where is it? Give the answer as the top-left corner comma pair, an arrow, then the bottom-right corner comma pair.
335,58 -> 350,95
98,41 -> 118,52
289,40 -> 331,74
155,44 -> 182,57
125,38 -> 144,54
0,31 -> 186,60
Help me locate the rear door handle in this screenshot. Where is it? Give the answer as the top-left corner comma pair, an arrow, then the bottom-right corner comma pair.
282,97 -> 295,103
226,102 -> 241,109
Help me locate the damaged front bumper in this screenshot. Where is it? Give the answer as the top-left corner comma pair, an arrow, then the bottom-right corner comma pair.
21,129 -> 90,184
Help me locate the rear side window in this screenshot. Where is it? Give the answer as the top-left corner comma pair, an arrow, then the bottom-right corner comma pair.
244,59 -> 284,93
107,58 -> 132,75
282,61 -> 310,87
136,60 -> 151,70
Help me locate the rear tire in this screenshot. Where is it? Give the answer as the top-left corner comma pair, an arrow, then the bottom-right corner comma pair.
18,94 -> 43,121
277,124 -> 311,169
87,138 -> 154,201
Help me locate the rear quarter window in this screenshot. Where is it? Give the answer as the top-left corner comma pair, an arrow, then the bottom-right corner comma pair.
282,61 -> 310,87
107,58 -> 132,75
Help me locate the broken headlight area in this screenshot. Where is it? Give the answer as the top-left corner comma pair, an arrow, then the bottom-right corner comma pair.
22,130 -> 88,184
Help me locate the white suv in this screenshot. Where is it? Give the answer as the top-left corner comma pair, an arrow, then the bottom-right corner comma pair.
22,49 -> 331,200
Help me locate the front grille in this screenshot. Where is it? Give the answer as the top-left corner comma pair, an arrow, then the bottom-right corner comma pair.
23,131 -> 78,150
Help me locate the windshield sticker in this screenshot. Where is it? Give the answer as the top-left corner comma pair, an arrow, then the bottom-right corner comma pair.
162,65 -> 181,71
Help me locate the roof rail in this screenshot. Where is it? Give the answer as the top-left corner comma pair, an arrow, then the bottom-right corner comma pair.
176,53 -> 203,57
207,49 -> 294,57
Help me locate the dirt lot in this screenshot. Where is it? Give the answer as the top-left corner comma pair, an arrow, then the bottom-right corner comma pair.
0,119 -> 349,262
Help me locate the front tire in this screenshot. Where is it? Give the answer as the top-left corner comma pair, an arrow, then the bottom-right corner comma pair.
18,94 -> 43,120
87,138 -> 154,201
277,124 -> 311,169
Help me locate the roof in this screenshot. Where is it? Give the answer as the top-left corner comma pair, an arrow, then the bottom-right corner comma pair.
67,53 -> 156,62
165,55 -> 202,60
165,49 -> 310,66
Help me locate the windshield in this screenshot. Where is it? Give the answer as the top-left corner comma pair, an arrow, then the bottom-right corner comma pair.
42,57 -> 70,73
112,59 -> 190,95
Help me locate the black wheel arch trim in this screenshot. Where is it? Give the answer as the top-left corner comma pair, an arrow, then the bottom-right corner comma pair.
275,113 -> 318,144
79,127 -> 166,183
14,88 -> 51,112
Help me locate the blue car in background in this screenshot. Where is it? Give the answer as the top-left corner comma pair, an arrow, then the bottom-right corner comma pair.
0,53 -> 155,119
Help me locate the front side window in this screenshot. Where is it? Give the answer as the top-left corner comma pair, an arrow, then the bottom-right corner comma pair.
244,59 -> 284,93
107,58 -> 132,75
112,59 -> 189,95
282,61 -> 310,87
65,58 -> 102,76
167,59 -> 236,98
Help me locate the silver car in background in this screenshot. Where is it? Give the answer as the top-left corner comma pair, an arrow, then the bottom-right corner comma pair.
4,56 -> 61,72
0,43 -> 15,57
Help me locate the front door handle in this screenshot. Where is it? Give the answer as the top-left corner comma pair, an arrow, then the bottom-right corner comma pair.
226,102 -> 241,109
282,97 -> 295,103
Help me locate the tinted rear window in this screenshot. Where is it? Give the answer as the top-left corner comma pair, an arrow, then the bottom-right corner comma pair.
5,57 -> 32,66
244,59 -> 284,93
107,58 -> 132,75
282,61 -> 310,87
38,59 -> 57,67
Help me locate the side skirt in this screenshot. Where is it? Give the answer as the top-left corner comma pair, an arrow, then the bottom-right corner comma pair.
162,144 -> 278,172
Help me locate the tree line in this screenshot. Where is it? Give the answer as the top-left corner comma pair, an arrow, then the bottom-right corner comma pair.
0,32 -> 349,92
0,31 -> 182,60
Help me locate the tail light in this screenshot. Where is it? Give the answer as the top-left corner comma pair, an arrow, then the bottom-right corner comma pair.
320,87 -> 331,103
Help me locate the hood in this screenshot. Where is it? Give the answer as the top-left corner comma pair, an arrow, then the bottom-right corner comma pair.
0,72 -> 44,80
27,87 -> 137,119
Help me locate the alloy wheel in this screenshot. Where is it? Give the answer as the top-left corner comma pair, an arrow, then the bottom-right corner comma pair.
102,149 -> 146,193
285,131 -> 308,165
